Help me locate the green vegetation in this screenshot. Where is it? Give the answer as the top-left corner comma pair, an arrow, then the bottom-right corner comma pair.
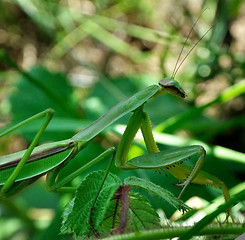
0,1 -> 244,239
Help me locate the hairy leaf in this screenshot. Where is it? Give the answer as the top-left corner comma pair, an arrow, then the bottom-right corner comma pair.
124,176 -> 189,211
61,173 -> 190,237
99,191 -> 159,235
61,170 -> 121,237
128,192 -> 160,231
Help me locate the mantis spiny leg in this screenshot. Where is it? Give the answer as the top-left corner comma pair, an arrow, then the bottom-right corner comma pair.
115,106 -> 229,205
140,111 -> 206,200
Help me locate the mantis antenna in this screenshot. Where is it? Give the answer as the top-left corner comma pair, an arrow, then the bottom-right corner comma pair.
171,8 -> 211,80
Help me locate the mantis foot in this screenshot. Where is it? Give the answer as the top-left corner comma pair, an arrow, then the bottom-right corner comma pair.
177,199 -> 188,214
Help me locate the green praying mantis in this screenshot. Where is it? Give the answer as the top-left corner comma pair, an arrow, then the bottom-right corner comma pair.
0,77 -> 230,206
0,10 -> 230,208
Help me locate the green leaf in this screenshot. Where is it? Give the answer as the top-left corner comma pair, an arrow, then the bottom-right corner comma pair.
9,66 -> 79,141
91,173 -> 122,230
61,170 -> 121,237
124,176 -> 188,211
128,192 -> 159,231
99,191 -> 159,235
60,199 -> 74,234
10,66 -> 76,119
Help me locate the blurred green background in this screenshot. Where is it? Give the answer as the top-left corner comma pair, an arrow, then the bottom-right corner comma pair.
0,0 -> 245,239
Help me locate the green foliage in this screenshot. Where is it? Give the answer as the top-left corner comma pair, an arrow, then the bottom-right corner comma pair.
61,171 -> 121,237
96,191 -> 160,236
10,66 -> 77,118
124,176 -> 187,211
0,0 -> 244,239
9,66 -> 79,141
179,189 -> 245,240
61,170 -> 186,238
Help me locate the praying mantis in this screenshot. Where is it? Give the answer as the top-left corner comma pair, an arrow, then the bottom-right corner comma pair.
0,10 -> 230,207
0,77 -> 230,206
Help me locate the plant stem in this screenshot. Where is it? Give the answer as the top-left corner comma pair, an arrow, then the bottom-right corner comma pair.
102,223 -> 244,240
179,189 -> 245,240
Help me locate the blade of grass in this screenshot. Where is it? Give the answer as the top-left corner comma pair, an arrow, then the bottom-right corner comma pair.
179,189 -> 245,240
46,16 -> 149,62
113,124 -> 245,165
154,80 -> 245,133
201,114 -> 245,141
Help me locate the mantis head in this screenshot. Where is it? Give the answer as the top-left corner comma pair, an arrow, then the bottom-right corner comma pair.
159,78 -> 186,98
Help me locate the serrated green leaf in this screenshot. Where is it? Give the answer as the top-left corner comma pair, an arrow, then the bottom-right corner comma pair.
128,192 -> 159,231
124,176 -> 188,211
60,199 -> 75,234
91,174 -> 122,230
61,170 -> 121,237
98,194 -> 121,235
99,191 -> 159,235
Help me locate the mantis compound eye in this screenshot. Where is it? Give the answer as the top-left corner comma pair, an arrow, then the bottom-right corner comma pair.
159,78 -> 186,98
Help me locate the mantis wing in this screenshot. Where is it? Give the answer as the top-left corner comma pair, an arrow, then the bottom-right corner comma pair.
0,140 -> 74,185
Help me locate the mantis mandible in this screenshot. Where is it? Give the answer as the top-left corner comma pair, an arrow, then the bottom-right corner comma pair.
0,78 -> 230,205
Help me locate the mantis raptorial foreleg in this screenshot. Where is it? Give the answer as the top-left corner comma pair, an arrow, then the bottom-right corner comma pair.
115,106 -> 230,204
